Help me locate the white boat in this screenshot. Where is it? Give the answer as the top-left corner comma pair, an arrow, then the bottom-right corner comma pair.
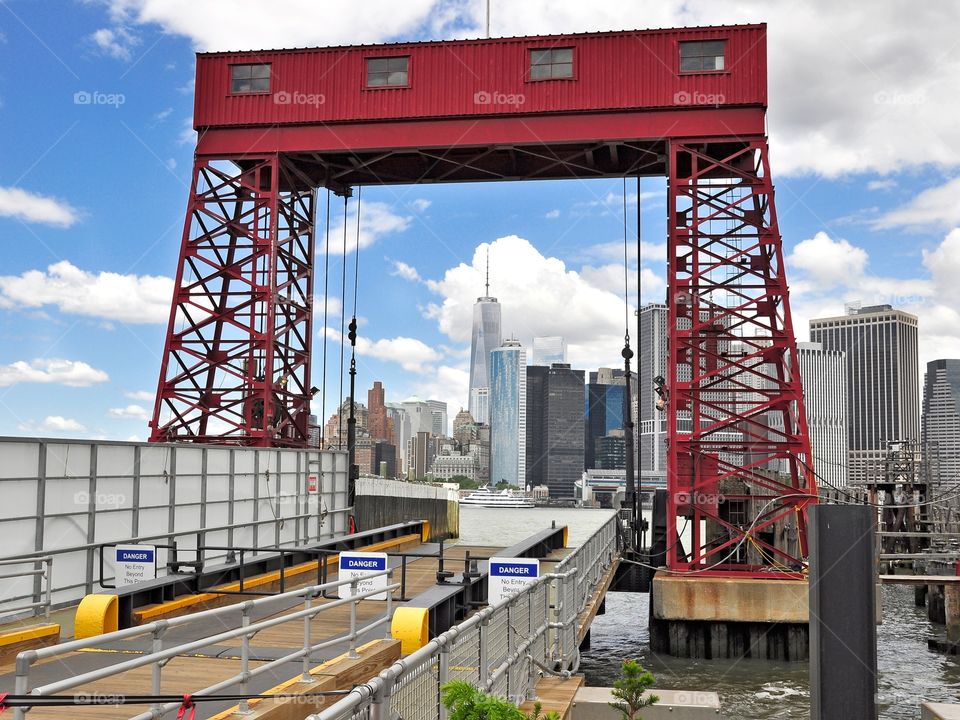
460,486 -> 535,508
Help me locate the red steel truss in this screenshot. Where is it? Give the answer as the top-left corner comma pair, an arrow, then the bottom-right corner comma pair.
149,155 -> 315,447
665,138 -> 817,578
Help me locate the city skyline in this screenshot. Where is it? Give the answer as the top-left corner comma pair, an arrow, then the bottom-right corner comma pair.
4,4 -> 960,442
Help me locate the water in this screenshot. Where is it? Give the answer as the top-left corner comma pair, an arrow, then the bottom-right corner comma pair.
459,505 -> 960,718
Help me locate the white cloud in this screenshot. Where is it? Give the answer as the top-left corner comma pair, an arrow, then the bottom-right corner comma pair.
18,416 -> 86,433
425,235 -> 634,371
545,209 -> 561,219
390,260 -> 421,282
0,260 -> 173,324
90,26 -> 140,60
323,201 -> 412,253
787,231 -> 869,287
125,390 -> 154,401
411,199 -> 431,212
152,107 -> 173,123
103,1 -> 960,179
178,116 -> 195,146
0,359 -> 109,388
355,336 -> 442,373
108,404 -> 150,419
100,0 -> 440,51
0,187 -> 79,227
867,179 -> 897,192
873,178 -> 960,230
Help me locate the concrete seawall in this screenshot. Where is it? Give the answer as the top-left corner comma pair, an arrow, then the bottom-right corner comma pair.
355,478 -> 459,540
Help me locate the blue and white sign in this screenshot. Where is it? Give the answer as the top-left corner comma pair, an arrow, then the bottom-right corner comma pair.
488,557 -> 540,604
115,544 -> 156,588
337,551 -> 389,600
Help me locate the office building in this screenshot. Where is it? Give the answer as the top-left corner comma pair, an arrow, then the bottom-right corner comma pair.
526,363 -> 586,499
532,336 -> 567,366
810,304 -> 920,485
427,400 -> 448,437
367,381 -> 390,442
585,379 -> 627,469
796,342 -> 849,489
638,303 -> 669,487
489,340 -> 527,487
406,431 -> 435,480
467,254 -> 502,424
922,359 -> 960,487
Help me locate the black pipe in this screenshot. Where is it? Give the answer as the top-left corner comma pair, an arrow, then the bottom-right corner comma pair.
622,343 -> 637,550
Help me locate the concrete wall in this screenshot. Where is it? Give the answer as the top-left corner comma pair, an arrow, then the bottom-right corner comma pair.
355,478 -> 459,540
0,437 -> 350,617
573,686 -> 723,720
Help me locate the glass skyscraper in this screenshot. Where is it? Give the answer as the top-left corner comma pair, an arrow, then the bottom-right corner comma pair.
532,336 -> 567,366
467,260 -> 501,425
585,382 -> 626,470
489,340 -> 526,487
922,359 -> 960,488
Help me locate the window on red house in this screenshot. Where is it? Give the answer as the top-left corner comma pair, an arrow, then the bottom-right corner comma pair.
529,47 -> 573,79
679,41 -> 726,72
367,56 -> 409,87
230,64 -> 271,93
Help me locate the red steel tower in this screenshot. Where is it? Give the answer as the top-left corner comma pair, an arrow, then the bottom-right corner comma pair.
149,25 -> 815,573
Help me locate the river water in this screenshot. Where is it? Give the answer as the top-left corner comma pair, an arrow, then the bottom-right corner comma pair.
458,506 -> 960,719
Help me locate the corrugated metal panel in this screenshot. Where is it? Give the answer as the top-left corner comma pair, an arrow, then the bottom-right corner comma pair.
194,26 -> 766,128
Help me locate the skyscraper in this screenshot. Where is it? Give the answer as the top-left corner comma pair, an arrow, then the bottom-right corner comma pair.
489,339 -> 526,487
367,381 -> 389,442
796,342 -> 848,489
638,303 -> 669,488
468,253 -> 502,424
810,304 -> 920,485
584,379 -> 626,470
922,359 -> 960,487
427,400 -> 448,437
532,336 -> 567,366
526,363 -> 585,499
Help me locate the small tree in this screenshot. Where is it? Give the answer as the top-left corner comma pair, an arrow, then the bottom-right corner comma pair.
441,681 -> 559,720
608,660 -> 658,720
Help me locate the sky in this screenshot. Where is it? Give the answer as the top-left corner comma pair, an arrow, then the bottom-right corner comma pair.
1,0 -> 960,441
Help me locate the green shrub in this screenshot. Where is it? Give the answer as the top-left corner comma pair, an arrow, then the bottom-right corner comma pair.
608,660 -> 658,720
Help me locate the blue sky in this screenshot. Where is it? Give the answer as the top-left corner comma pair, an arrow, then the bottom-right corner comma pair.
1,0 -> 959,440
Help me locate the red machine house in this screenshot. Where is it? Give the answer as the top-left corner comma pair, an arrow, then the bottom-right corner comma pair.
150,24 -> 815,576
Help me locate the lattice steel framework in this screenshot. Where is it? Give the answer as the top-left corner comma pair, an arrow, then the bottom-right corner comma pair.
149,155 -> 315,446
666,138 -> 816,577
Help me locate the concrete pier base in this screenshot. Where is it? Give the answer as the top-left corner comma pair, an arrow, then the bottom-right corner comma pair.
650,574 -> 808,661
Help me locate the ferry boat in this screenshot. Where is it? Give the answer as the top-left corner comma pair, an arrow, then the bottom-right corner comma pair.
460,486 -> 535,508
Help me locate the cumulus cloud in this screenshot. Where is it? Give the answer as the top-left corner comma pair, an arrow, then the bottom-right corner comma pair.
873,178 -> 960,230
390,260 -> 421,282
18,416 -> 86,433
0,187 -> 79,227
108,404 -> 150,419
545,209 -> 561,219
425,235 -> 634,370
787,232 -> 869,287
322,201 -> 412,253
125,390 -> 154,401
411,199 -> 431,212
90,26 -> 140,60
0,261 -> 173,324
355,336 -> 442,373
0,359 -> 109,388
867,179 -> 897,192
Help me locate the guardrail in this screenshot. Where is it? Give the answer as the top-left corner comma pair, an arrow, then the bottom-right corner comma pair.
0,557 -> 53,620
310,513 -> 620,720
13,570 -> 399,720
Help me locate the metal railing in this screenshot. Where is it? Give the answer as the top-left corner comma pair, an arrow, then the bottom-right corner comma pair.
310,514 -> 620,720
13,570 -> 398,720
0,557 -> 53,620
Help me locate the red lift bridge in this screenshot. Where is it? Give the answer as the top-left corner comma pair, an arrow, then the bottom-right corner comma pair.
149,24 -> 816,577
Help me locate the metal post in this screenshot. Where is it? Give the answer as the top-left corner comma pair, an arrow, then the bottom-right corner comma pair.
809,505 -> 876,720
151,623 -> 166,716
385,570 -> 394,638
43,558 -> 52,619
239,603 -> 252,714
506,603 -> 515,700
349,579 -> 359,658
438,643 -> 450,720
479,617 -> 489,689
302,593 -> 313,681
13,653 -> 32,720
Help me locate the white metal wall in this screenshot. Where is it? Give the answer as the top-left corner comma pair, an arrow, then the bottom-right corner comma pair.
0,437 -> 349,617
